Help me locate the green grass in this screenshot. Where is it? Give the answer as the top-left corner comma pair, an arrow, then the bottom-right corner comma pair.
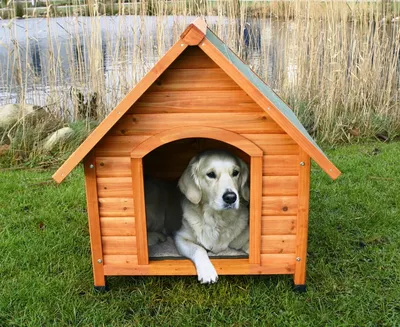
1,141 -> 399,326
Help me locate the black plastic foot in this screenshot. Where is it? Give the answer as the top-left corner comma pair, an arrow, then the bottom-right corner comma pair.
94,285 -> 109,293
293,284 -> 307,293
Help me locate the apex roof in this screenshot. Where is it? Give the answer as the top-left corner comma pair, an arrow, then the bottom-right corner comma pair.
53,18 -> 340,183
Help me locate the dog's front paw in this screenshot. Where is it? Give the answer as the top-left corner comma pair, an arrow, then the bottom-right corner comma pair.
197,262 -> 218,284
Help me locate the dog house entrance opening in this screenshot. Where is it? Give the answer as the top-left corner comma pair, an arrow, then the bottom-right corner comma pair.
142,138 -> 250,261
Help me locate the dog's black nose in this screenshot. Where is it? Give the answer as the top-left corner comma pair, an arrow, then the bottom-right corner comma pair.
223,192 -> 237,204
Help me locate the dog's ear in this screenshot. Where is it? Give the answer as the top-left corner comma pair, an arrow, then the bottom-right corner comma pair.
178,156 -> 202,204
238,157 -> 250,202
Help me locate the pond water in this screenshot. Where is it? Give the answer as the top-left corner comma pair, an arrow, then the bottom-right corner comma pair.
0,15 -> 287,110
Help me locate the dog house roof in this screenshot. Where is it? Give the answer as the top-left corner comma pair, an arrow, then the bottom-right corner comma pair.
53,18 -> 341,184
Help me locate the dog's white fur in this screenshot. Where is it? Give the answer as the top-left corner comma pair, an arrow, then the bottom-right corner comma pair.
175,150 -> 250,284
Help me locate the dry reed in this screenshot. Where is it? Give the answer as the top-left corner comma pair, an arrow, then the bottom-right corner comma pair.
0,0 -> 399,144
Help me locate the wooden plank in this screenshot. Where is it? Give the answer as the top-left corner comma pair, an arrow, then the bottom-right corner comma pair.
180,17 -> 207,45
103,255 -> 296,276
294,149 -> 311,286
98,198 -> 134,217
103,254 -> 138,266
95,157 -> 131,178
131,126 -> 263,159
83,152 -> 105,287
131,158 -> 149,265
53,39 -> 189,184
169,47 -> 219,69
263,155 -> 300,176
129,90 -> 262,114
200,36 -> 341,180
262,196 -> 298,216
148,68 -> 241,92
249,156 -> 262,265
102,236 -> 137,255
261,235 -> 296,254
242,134 -> 300,155
95,135 -> 151,157
100,217 -> 136,236
112,113 -> 284,136
262,176 -> 299,196
97,177 -> 133,198
261,216 -> 297,235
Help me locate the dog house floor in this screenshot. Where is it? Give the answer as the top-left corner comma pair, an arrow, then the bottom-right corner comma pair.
149,237 -> 248,260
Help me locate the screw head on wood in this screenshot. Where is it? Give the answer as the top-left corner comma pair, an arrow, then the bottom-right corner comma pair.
97,259 -> 103,264
89,164 -> 94,169
300,162 -> 305,166
296,257 -> 301,262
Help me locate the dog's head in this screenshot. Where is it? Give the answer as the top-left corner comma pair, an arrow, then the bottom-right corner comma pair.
178,150 -> 249,210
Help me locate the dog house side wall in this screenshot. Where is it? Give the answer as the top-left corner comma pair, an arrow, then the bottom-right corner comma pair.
92,46 -> 303,276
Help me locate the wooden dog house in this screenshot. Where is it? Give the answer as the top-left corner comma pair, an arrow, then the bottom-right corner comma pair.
53,18 -> 341,291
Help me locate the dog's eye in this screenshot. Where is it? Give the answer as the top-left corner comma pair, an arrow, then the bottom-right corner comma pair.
206,172 -> 216,179
232,170 -> 239,177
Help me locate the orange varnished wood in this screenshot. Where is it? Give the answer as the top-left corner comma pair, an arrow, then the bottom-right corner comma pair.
100,217 -> 136,236
98,198 -> 134,217
294,149 -> 311,286
243,134 -> 300,155
97,177 -> 133,198
131,158 -> 149,265
102,236 -> 137,255
111,113 -> 283,136
84,152 -> 105,287
148,68 -> 241,92
200,34 -> 341,179
129,90 -> 261,114
261,216 -> 297,235
180,17 -> 207,45
262,176 -> 299,196
103,255 -> 296,276
249,156 -> 263,264
96,157 -> 131,178
130,126 -> 263,159
262,196 -> 298,216
261,235 -> 296,254
53,39 -> 189,184
103,254 -> 138,266
95,135 -> 151,157
263,155 -> 300,176
168,47 -> 219,69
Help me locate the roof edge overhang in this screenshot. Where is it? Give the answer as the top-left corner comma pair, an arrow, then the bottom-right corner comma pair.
52,19 -> 208,184
199,28 -> 341,180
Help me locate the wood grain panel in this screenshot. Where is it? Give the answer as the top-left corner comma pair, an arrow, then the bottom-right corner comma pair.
84,152 -> 105,287
168,45 -> 219,69
95,157 -> 131,178
243,134 -> 300,155
129,90 -> 262,114
111,113 -> 284,136
97,177 -> 133,198
261,235 -> 296,254
262,196 -> 298,216
103,254 -> 138,266
262,176 -> 298,196
98,198 -> 134,217
102,236 -> 137,255
103,256 -> 295,276
100,217 -> 135,236
95,135 -> 151,157
148,68 -> 241,92
263,155 -> 300,176
261,216 -> 297,235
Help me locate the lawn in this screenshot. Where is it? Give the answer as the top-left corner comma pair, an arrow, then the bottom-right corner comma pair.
0,141 -> 399,326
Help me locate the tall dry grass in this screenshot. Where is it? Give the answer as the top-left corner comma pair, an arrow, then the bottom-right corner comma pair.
0,0 -> 399,146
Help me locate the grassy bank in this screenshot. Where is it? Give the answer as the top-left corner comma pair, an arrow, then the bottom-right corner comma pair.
1,141 -> 399,326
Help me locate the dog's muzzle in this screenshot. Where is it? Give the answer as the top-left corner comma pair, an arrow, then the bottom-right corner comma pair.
222,191 -> 237,205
